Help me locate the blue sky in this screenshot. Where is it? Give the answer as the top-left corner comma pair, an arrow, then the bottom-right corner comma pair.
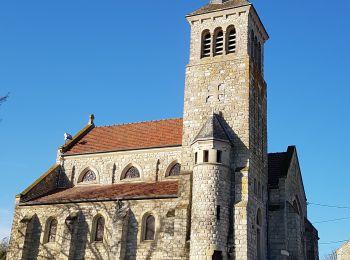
0,0 -> 349,257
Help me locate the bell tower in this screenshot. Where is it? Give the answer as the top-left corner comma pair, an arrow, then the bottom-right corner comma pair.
182,0 -> 269,259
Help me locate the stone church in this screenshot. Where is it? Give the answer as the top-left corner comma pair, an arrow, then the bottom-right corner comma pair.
8,0 -> 319,259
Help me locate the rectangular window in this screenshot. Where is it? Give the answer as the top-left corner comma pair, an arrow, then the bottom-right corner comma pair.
258,182 -> 261,199
195,152 -> 198,164
216,205 -> 221,221
203,150 -> 209,163
217,150 -> 222,163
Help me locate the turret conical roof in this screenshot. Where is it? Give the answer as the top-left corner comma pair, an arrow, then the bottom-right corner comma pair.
193,114 -> 231,143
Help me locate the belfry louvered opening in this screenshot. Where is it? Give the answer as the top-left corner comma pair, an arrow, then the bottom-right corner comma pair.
227,27 -> 237,54
214,29 -> 224,56
202,30 -> 211,58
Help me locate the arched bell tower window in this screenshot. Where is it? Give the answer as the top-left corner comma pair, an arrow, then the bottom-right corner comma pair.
80,170 -> 97,183
226,26 -> 236,54
201,30 -> 211,58
143,214 -> 156,241
257,42 -> 262,70
121,165 -> 140,180
167,162 -> 181,177
214,28 -> 224,56
45,218 -> 58,243
250,30 -> 255,59
254,36 -> 259,64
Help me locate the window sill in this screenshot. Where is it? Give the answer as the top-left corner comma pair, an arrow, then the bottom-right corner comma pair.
119,178 -> 143,183
91,241 -> 104,245
141,239 -> 155,244
165,175 -> 181,179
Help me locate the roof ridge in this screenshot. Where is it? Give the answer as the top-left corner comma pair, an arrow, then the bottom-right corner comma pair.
96,117 -> 183,128
268,151 -> 287,155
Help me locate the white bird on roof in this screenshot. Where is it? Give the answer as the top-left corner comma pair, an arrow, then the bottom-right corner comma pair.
64,133 -> 73,142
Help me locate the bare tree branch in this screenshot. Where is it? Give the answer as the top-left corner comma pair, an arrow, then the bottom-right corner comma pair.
0,93 -> 9,105
323,250 -> 337,260
0,237 -> 9,260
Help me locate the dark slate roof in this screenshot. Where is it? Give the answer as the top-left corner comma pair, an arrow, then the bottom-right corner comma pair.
22,181 -> 179,205
187,0 -> 251,17
193,114 -> 231,143
268,146 -> 295,188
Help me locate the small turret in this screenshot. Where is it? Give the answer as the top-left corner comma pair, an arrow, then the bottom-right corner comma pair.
190,114 -> 232,259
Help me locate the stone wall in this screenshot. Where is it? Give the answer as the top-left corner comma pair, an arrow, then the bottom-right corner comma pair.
8,198 -> 189,260
267,151 -> 317,260
61,146 -> 183,186
337,241 -> 350,260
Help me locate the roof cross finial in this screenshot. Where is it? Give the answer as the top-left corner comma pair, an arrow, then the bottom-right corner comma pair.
210,0 -> 228,4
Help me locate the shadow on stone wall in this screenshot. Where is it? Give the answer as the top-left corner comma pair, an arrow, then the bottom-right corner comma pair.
22,214 -> 41,260
218,115 -> 249,257
125,210 -> 138,260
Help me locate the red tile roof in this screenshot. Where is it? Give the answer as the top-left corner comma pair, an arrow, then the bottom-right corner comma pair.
23,181 -> 179,205
64,118 -> 183,155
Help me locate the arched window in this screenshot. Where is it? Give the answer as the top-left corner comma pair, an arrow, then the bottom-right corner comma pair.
144,215 -> 155,241
80,170 -> 96,183
256,209 -> 262,227
226,26 -> 236,54
46,218 -> 58,243
168,163 -> 181,177
202,30 -> 211,58
93,215 -> 105,242
293,197 -> 302,215
122,166 -> 140,179
214,29 -> 224,56
293,200 -> 300,215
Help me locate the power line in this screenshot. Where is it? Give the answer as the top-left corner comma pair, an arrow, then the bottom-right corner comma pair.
320,239 -> 350,245
314,216 -> 350,224
308,202 -> 350,210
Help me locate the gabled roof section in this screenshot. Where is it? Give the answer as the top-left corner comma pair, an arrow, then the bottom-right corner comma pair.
193,114 -> 231,144
61,122 -> 95,153
187,0 -> 251,17
64,118 -> 183,155
21,181 -> 179,205
19,164 -> 61,203
268,146 -> 295,188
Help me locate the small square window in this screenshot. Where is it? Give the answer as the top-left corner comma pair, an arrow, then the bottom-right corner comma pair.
203,150 -> 209,163
216,205 -> 221,221
217,150 -> 222,163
